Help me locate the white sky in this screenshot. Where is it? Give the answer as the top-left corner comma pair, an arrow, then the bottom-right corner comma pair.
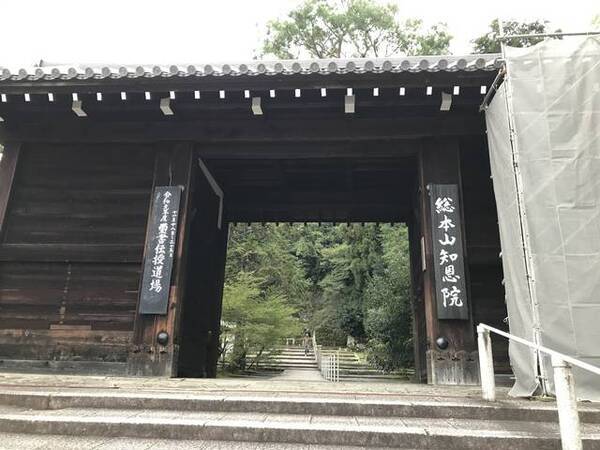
0,0 -> 598,67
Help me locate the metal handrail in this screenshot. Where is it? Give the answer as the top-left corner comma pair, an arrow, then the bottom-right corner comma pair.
477,323 -> 600,450
478,323 -> 600,376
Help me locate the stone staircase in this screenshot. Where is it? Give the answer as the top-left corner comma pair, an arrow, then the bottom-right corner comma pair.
249,345 -> 318,371
319,347 -> 411,382
0,388 -> 599,448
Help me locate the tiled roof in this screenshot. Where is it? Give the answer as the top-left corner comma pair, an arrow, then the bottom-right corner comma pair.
0,54 -> 502,82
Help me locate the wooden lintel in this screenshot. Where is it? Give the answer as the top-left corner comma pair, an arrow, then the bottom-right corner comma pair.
0,115 -> 485,144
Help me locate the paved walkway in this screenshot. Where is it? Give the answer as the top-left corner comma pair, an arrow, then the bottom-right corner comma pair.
0,371 -> 504,401
275,368 -> 324,382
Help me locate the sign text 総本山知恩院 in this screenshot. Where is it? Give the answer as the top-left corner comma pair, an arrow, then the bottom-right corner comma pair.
138,186 -> 182,315
429,184 -> 469,320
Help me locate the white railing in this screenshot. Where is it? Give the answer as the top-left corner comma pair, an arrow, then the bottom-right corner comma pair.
312,333 -> 340,382
477,323 -> 600,450
321,352 -> 339,382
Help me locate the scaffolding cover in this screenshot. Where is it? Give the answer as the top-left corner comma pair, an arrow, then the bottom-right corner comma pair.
485,36 -> 600,401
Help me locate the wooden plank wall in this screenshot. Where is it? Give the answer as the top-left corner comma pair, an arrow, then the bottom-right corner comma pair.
0,144 -> 154,363
459,137 -> 510,372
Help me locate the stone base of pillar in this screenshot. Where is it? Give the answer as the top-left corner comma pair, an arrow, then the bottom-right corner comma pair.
426,349 -> 480,385
127,344 -> 178,377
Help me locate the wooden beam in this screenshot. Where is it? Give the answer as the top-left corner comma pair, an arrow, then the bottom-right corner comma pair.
0,115 -> 486,144
0,143 -> 21,241
198,141 -> 419,159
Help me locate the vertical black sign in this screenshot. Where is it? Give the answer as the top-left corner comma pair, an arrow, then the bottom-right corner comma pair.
429,184 -> 469,320
139,186 -> 182,315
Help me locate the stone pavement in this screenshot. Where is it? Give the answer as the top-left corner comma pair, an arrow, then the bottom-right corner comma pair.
0,371 -> 499,400
275,368 -> 325,382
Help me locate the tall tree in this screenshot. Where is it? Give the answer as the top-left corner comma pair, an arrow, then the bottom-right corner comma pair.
261,0 -> 451,59
363,225 -> 413,370
473,19 -> 560,54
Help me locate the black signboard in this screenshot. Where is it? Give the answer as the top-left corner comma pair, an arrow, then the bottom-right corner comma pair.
139,186 -> 182,315
428,184 -> 469,320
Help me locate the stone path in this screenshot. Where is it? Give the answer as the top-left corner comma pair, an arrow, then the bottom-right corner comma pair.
275,368 -> 325,382
0,371 -> 498,400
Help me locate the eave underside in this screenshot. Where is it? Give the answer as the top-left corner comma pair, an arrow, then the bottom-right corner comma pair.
0,70 -> 493,224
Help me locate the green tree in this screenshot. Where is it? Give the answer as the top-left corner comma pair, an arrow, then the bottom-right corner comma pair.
317,224 -> 382,340
363,224 -> 413,370
226,224 -> 311,318
473,19 -> 560,54
261,0 -> 451,59
221,272 -> 302,371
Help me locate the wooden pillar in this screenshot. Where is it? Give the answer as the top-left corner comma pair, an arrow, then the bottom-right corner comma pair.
418,137 -> 478,385
0,143 -> 21,241
408,210 -> 428,383
177,165 -> 228,378
127,143 -> 194,377
205,224 -> 228,377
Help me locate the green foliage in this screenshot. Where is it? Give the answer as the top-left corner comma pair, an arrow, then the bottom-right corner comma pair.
223,223 -> 414,372
363,225 -> 413,370
221,271 -> 302,370
226,224 -> 311,319
472,19 -> 560,54
261,0 -> 451,59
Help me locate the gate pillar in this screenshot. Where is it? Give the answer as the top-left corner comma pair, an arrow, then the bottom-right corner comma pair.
418,138 -> 479,385
127,144 -> 194,377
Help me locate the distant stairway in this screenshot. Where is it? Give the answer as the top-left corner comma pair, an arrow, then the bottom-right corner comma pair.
319,347 -> 411,382
248,346 -> 318,371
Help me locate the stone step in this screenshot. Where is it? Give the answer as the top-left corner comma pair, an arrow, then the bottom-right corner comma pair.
2,391 -> 599,423
262,358 -> 317,362
0,406 -> 599,449
0,433 -> 375,449
248,353 -> 316,359
261,364 -> 319,370
261,360 -> 317,364
2,390 -> 600,448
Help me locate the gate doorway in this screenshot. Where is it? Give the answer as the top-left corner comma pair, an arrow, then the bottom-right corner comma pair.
176,144 -> 509,384
217,221 -> 414,383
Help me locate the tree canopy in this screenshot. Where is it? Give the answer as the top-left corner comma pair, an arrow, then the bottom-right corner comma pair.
472,19 -> 560,54
261,0 -> 451,59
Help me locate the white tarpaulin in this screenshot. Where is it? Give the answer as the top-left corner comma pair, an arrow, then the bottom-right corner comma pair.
485,36 -> 600,401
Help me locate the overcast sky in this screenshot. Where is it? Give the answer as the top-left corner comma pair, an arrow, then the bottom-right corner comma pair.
0,0 -> 598,67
